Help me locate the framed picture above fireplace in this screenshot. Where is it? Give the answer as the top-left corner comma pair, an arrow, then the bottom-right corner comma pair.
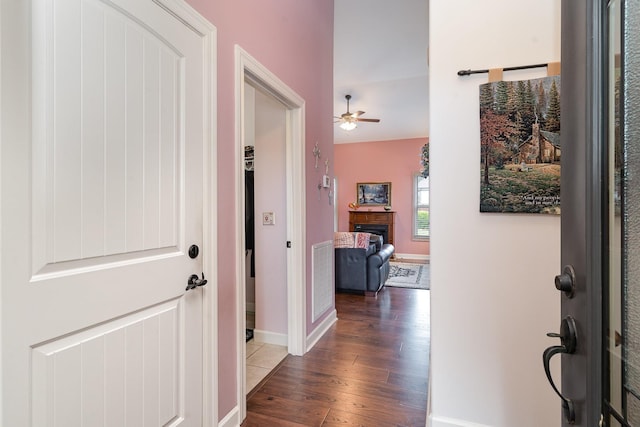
356,182 -> 391,206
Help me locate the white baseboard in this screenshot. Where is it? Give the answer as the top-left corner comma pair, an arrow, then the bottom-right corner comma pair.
427,367 -> 432,426
253,329 -> 288,347
429,416 -> 491,427
394,253 -> 430,262
218,406 -> 240,427
306,309 -> 337,351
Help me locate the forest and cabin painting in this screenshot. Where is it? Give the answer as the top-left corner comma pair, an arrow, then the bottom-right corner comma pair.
479,75 -> 561,214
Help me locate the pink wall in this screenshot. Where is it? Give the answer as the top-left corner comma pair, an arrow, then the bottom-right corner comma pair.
334,138 -> 430,256
185,0 -> 334,419
253,89 -> 288,335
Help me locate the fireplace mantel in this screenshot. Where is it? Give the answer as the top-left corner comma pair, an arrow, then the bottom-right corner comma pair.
349,211 -> 395,247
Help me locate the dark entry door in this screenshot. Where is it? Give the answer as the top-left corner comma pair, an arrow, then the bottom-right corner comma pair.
550,1 -> 640,426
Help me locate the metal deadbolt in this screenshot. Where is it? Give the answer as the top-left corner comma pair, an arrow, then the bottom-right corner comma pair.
554,265 -> 576,298
188,244 -> 199,259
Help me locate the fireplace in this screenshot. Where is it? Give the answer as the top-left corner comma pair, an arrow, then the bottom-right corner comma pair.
348,211 -> 395,246
354,223 -> 389,244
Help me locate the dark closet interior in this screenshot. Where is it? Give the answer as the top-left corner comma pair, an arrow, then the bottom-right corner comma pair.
245,145 -> 255,342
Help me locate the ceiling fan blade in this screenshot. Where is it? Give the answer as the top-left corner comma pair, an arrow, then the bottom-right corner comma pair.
335,95 -> 380,126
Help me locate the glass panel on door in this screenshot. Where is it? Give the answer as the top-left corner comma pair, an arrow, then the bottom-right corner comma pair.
604,0 -> 640,425
605,0 -> 623,424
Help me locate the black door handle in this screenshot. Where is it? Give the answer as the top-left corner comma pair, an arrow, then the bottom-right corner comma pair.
186,272 -> 208,291
543,316 -> 577,423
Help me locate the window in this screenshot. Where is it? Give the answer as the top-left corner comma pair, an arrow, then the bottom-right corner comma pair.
413,174 -> 430,239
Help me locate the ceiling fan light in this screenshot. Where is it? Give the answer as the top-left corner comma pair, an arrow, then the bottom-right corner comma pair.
340,121 -> 357,131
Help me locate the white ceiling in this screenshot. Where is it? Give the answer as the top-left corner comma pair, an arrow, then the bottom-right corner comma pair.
333,0 -> 429,144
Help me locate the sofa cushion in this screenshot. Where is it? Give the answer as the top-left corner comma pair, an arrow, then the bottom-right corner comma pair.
335,247 -> 368,292
334,232 -> 354,248
334,231 -> 371,249
369,234 -> 383,251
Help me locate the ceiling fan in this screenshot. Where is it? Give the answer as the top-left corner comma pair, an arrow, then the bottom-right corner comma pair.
335,94 -> 380,131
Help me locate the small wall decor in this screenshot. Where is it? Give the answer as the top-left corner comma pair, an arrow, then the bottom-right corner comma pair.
322,159 -> 330,188
312,142 -> 321,169
356,182 -> 391,206
420,143 -> 429,178
479,75 -> 561,214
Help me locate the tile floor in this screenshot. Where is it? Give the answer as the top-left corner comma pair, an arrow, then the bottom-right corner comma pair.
245,340 -> 288,393
245,311 -> 288,393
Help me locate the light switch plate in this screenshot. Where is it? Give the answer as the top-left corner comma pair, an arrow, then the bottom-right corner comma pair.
262,212 -> 275,225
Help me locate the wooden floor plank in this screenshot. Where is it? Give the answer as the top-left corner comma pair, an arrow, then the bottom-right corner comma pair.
261,365 -> 428,410
241,287 -> 430,426
240,411 -> 310,427
246,393 -> 330,426
321,408 -> 400,427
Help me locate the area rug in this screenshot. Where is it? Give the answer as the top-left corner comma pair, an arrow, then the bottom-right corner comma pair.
386,262 -> 430,290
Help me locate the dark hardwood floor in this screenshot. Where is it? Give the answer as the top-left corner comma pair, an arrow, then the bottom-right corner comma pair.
241,287 -> 430,427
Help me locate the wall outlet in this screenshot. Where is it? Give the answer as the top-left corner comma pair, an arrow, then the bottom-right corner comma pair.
322,175 -> 330,188
262,212 -> 275,225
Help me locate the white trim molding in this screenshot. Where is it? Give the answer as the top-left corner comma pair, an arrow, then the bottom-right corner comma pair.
254,330 -> 288,347
234,45 -> 306,423
218,406 -> 239,427
306,309 -> 337,351
394,253 -> 430,262
429,416 -> 492,427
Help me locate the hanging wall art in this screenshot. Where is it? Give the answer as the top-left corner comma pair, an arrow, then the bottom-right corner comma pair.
479,75 -> 561,214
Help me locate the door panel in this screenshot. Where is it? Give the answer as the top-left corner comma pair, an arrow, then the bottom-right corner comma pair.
2,0 -> 211,425
33,0 -> 183,273
557,0 -> 604,425
560,0 -> 640,426
31,300 -> 180,426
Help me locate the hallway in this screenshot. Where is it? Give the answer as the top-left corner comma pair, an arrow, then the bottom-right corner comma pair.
241,287 -> 430,426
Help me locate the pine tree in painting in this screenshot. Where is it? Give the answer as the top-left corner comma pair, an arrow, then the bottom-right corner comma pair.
546,80 -> 561,132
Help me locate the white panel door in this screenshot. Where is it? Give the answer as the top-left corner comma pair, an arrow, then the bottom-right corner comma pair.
1,0 -> 214,425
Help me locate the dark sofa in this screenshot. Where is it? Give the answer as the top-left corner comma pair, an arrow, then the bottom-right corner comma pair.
335,234 -> 395,296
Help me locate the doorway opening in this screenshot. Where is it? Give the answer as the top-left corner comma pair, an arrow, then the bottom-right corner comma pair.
234,46 -> 307,422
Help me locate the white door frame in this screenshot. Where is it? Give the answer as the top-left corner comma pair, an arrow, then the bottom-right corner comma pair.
0,0 -> 218,424
234,45 -> 307,422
